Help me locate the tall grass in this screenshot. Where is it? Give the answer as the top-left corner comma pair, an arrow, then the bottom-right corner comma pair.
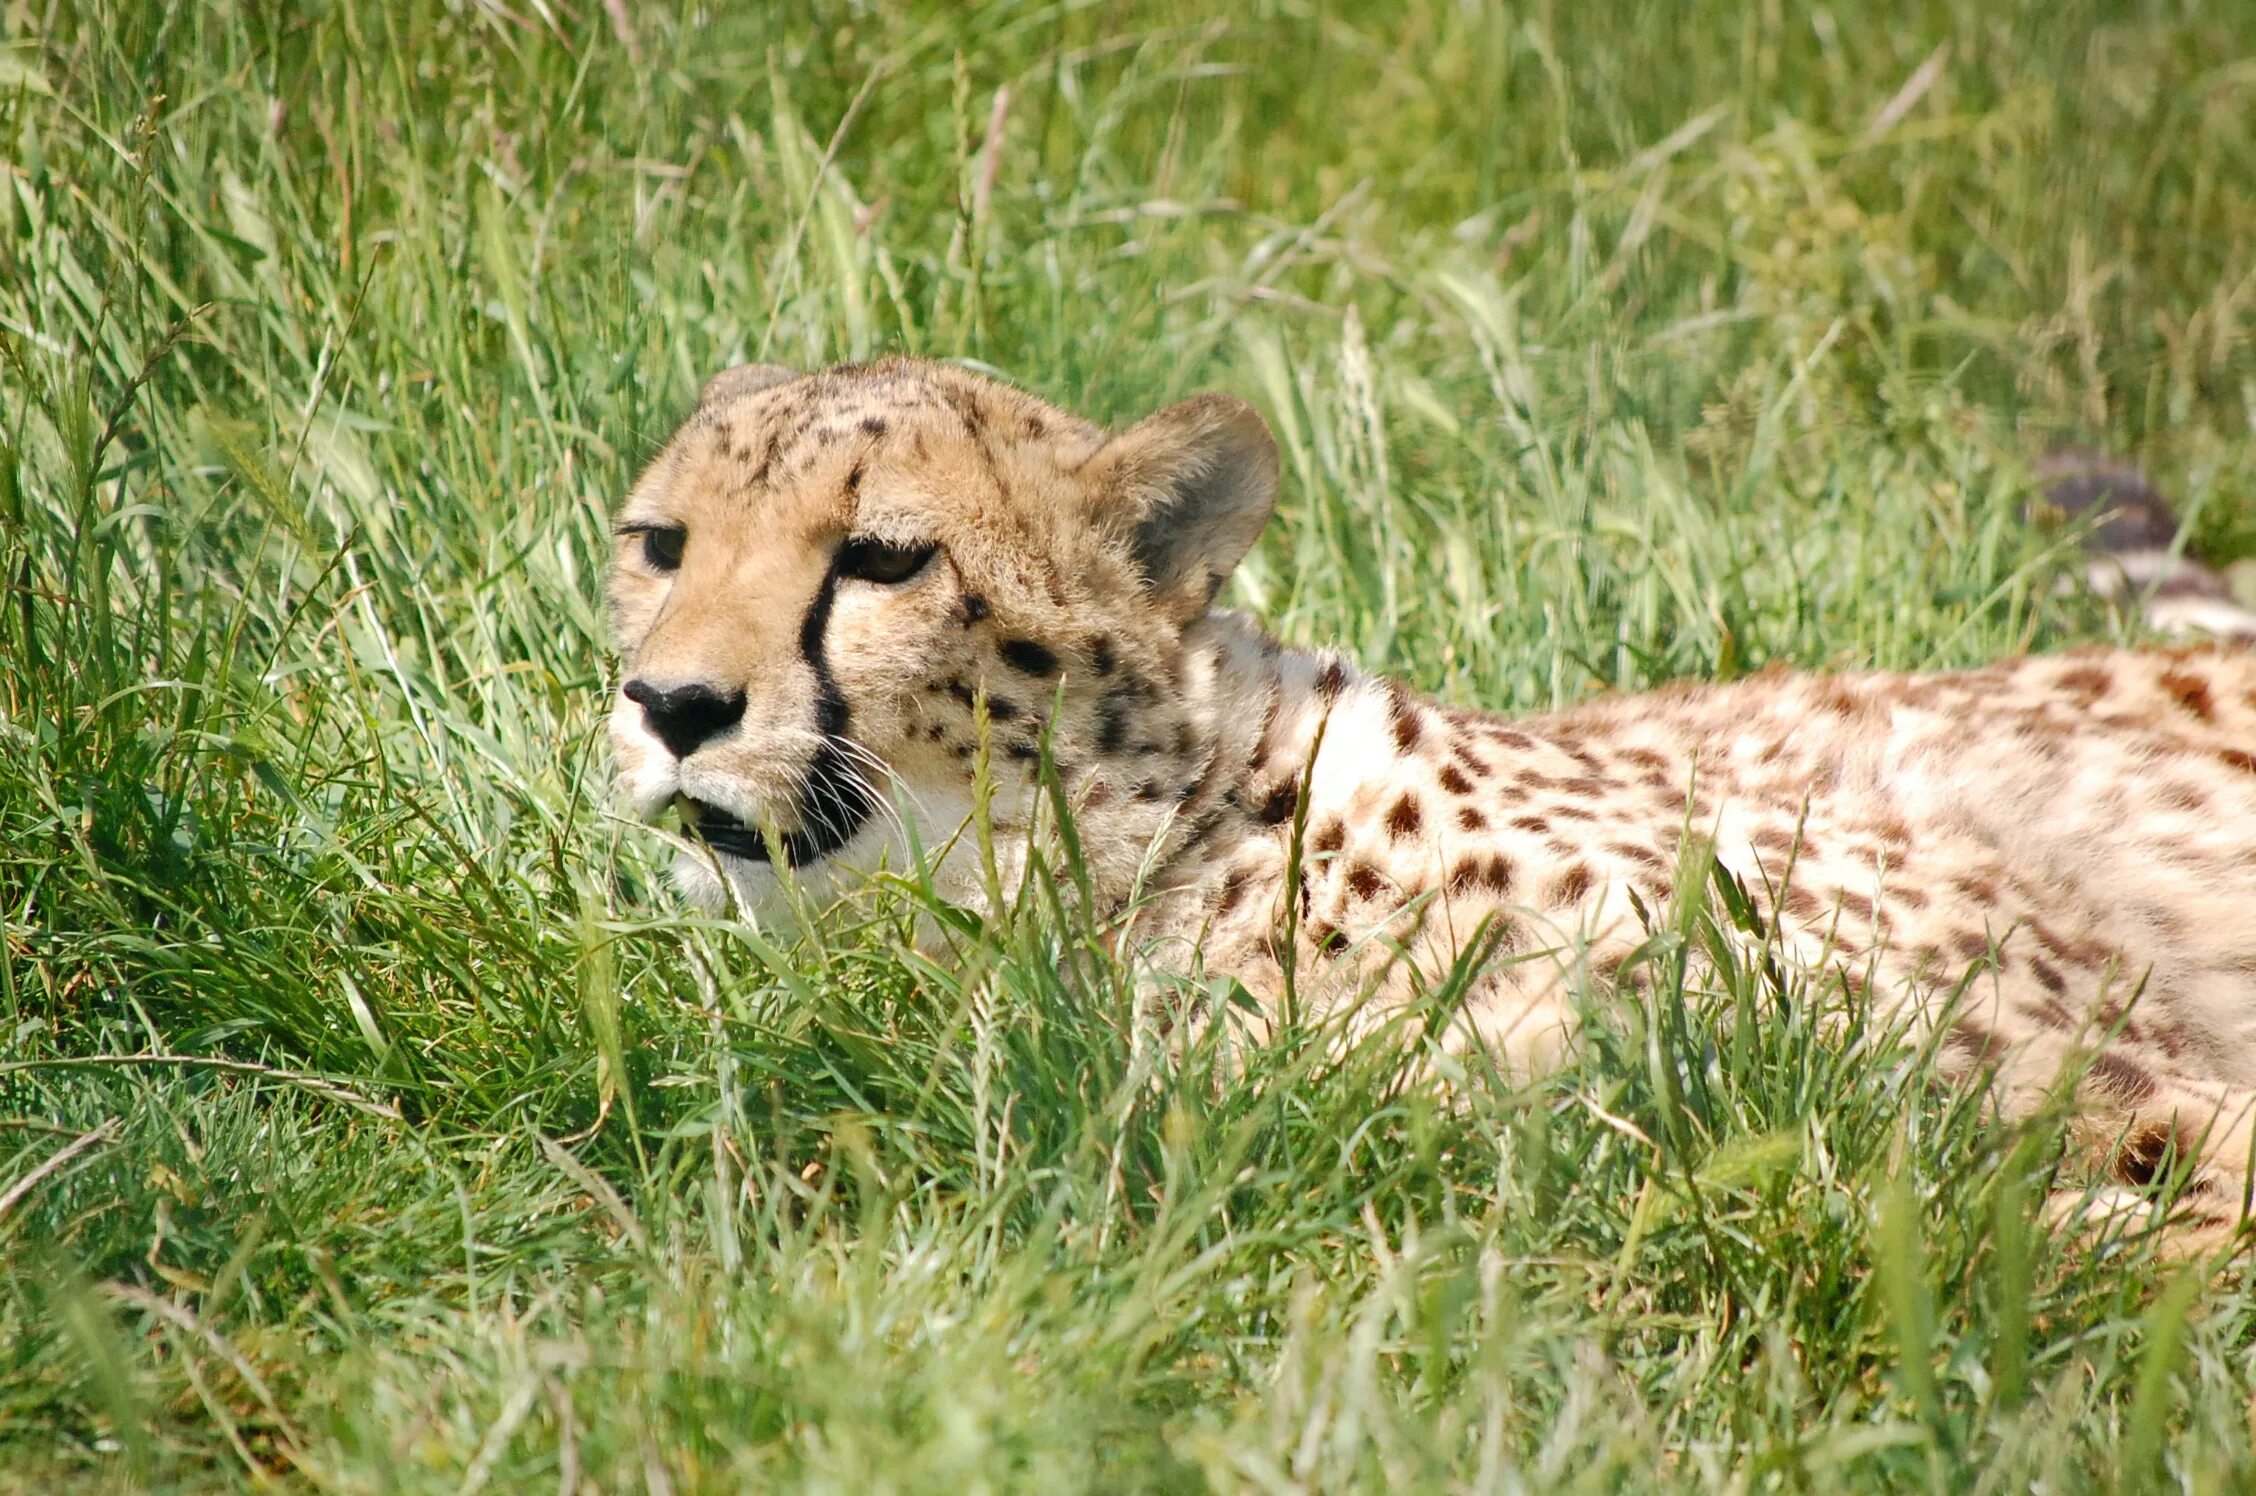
3,1 -> 2254,1488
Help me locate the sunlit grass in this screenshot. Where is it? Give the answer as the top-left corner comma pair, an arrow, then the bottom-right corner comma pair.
4,1 -> 2255,1488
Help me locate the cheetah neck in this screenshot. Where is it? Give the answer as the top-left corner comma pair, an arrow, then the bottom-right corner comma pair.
1123,609 -> 1380,918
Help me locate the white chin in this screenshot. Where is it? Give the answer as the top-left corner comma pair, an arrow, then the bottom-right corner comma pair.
668,848 -> 784,918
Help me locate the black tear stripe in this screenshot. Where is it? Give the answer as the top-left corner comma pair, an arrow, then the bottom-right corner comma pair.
799,569 -> 849,740
694,567 -> 876,867
791,567 -> 877,859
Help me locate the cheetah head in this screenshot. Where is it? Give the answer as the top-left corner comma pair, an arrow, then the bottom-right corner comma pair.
606,357 -> 1278,915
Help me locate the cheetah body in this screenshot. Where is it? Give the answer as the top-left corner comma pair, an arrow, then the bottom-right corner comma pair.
608,357 -> 2256,1226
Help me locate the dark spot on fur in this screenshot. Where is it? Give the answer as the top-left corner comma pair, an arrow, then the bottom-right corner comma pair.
2219,748 -> 2256,776
1258,783 -> 1296,825
1216,869 -> 1251,918
2030,920 -> 2113,971
1548,863 -> 1594,905
860,415 -> 886,435
1952,931 -> 1993,963
2057,664 -> 2113,704
1562,747 -> 1608,779
2161,669 -> 2215,721
1006,740 -> 1039,761
1510,814 -> 1550,835
1001,639 -> 1058,677
946,680 -> 977,708
1310,923 -> 1349,956
1448,856 -> 1514,896
1945,1023 -> 2006,1065
2118,1122 -> 2187,1188
1311,821 -> 1345,856
1388,688 -> 1423,753
1315,660 -> 1348,700
1095,697 -> 1129,754
1817,684 -> 1863,717
1090,637 -> 1117,676
1384,794 -> 1422,839
1134,780 -> 1162,802
2088,1052 -> 2159,1104
2158,781 -> 2208,813
1456,806 -> 1487,832
751,430 -> 783,486
925,723 -> 946,741
1345,863 -> 1385,901
1608,841 -> 1663,868
1438,764 -> 1474,795
2031,957 -> 2066,995
962,593 -> 991,625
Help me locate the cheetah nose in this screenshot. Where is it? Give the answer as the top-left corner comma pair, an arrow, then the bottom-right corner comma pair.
622,677 -> 748,759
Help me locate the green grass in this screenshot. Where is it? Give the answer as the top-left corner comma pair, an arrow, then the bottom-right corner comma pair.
5,0 -> 2256,1488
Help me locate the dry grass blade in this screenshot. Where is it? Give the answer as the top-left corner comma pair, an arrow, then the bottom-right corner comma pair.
0,1119 -> 119,1226
0,1057 -> 400,1121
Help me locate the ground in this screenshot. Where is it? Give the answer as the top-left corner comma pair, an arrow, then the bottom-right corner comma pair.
5,1 -> 2256,1490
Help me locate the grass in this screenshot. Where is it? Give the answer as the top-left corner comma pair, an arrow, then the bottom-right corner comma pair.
4,0 -> 2256,1487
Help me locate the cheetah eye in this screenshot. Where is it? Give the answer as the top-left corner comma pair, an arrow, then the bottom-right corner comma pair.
619,523 -> 687,573
837,536 -> 937,586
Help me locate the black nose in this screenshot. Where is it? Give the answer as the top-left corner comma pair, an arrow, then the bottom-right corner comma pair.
623,678 -> 747,759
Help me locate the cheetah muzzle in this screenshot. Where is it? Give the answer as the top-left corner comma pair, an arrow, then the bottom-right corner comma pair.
608,355 -> 2256,1244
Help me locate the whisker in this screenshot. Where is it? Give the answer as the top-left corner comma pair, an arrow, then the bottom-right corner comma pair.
835,735 -> 925,818
830,735 -> 922,842
800,751 -> 903,852
835,762 -> 912,848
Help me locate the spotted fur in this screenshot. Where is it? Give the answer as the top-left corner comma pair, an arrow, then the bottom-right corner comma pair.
610,358 -> 2256,1240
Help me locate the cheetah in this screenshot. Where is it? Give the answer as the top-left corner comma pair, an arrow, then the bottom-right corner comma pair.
608,357 -> 2256,1236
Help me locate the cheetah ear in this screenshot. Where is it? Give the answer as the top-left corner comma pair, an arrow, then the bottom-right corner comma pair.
1092,394 -> 1279,623
697,363 -> 800,408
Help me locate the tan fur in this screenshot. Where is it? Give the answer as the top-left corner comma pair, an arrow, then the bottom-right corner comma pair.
610,357 -> 2256,1241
